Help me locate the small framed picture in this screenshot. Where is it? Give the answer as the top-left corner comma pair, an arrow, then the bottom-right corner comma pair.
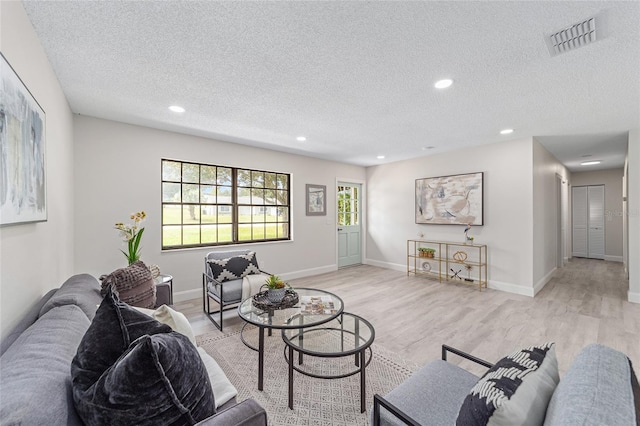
306,184 -> 326,216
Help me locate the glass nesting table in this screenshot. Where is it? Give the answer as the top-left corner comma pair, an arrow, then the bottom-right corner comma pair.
237,288 -> 344,391
282,313 -> 375,413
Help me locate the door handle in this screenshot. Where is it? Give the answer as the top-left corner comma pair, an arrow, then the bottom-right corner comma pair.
337,228 -> 343,231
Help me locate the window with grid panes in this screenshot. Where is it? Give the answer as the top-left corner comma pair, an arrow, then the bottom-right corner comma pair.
161,159 -> 290,248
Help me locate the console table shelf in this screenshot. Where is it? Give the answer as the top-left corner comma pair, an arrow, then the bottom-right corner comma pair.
407,239 -> 488,291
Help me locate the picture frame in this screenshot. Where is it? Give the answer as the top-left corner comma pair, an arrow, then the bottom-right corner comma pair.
415,172 -> 483,225
306,184 -> 326,216
1,53 -> 47,226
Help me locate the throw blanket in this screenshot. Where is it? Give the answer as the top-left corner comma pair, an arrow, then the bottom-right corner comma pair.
241,273 -> 269,301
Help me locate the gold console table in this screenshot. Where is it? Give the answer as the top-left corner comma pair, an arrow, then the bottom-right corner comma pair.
407,239 -> 488,291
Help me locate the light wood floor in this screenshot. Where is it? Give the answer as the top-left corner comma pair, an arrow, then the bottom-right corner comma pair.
175,258 -> 640,375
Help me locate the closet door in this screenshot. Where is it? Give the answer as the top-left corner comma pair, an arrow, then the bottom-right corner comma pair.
587,185 -> 605,259
572,187 -> 588,257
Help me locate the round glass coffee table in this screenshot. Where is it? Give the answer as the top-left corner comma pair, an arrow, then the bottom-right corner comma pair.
282,313 -> 375,413
237,288 -> 344,391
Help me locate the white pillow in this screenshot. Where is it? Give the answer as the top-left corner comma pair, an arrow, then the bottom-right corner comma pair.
197,347 -> 238,408
133,305 -> 196,346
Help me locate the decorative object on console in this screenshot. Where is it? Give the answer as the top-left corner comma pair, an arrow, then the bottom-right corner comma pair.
114,210 -> 146,265
305,184 -> 326,216
71,287 -> 215,425
418,247 -> 436,258
415,172 -> 483,225
0,53 -> 47,226
100,260 -> 156,308
464,223 -> 475,243
456,342 -> 559,426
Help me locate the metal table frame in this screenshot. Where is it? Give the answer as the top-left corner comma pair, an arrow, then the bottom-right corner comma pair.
237,288 -> 344,391
282,312 -> 375,413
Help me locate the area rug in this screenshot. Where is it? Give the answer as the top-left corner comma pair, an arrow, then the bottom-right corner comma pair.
197,327 -> 419,425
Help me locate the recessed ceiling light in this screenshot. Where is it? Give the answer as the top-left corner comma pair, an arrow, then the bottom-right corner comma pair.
434,79 -> 453,89
500,129 -> 514,135
580,160 -> 602,166
169,105 -> 185,113
377,155 -> 385,159
296,136 -> 306,142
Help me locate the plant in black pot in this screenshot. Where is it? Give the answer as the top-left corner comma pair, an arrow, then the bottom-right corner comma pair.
262,274 -> 290,303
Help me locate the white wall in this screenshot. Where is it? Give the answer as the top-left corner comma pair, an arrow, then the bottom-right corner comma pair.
571,168 -> 624,261
73,116 -> 366,301
366,137 -> 536,296
532,139 -> 570,293
0,2 -> 75,339
628,128 -> 640,303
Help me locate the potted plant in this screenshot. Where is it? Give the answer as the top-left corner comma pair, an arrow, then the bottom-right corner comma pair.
262,274 -> 290,303
418,247 -> 436,258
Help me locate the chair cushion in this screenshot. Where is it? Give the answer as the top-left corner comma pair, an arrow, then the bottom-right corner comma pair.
544,344 -> 639,426
377,360 -> 479,426
100,260 -> 156,308
456,342 -> 559,426
207,279 -> 243,303
207,252 -> 260,283
0,304 -> 91,426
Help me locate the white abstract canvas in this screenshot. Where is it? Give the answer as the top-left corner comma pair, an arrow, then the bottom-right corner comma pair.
1,54 -> 46,226
415,172 -> 483,225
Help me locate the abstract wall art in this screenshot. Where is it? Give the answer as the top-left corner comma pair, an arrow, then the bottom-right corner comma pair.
415,172 -> 483,225
0,53 -> 47,226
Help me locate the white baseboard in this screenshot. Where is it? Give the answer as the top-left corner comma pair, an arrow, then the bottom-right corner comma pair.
488,280 -> 535,297
364,258 -> 405,273
174,288 -> 202,303
173,264 -> 338,303
279,264 -> 337,281
604,255 -> 623,263
628,291 -> 640,304
533,268 -> 556,296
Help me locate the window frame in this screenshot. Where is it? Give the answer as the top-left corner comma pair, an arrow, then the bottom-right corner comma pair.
161,159 -> 291,249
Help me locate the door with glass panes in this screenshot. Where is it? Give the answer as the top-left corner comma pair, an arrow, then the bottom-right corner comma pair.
337,183 -> 362,267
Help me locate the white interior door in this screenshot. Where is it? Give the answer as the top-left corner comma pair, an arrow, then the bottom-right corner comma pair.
572,186 -> 588,258
588,185 -> 605,259
337,183 -> 361,268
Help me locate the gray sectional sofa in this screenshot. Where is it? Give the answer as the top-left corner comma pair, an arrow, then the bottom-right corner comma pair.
0,274 -> 266,425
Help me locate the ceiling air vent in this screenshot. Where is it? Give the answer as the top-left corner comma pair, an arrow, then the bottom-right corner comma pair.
546,16 -> 598,56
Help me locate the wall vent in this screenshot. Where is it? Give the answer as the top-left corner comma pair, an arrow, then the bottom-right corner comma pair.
546,16 -> 598,56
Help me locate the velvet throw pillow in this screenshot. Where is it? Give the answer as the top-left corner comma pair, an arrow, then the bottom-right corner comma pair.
76,333 -> 214,426
101,260 -> 156,308
456,342 -> 559,426
71,287 -> 215,425
207,251 -> 261,282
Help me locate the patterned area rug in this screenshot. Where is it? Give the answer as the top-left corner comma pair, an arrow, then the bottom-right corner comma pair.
197,326 -> 419,425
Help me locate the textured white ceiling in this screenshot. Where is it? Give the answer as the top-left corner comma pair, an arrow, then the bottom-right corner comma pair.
21,1 -> 640,168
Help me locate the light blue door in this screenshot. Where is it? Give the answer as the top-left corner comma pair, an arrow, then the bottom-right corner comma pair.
337,183 -> 362,268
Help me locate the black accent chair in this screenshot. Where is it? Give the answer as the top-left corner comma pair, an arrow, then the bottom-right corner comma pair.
202,250 -> 268,331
